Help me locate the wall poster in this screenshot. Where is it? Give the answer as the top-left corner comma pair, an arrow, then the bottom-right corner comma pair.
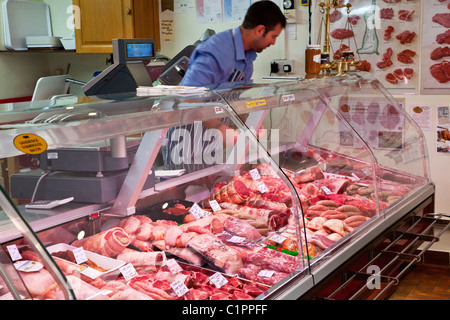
420,0 -> 450,95
313,0 -> 421,94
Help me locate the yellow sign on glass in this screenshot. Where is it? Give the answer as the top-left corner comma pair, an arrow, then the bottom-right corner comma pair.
245,99 -> 267,108
13,133 -> 48,155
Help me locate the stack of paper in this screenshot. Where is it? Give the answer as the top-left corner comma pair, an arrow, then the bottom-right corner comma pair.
136,85 -> 208,96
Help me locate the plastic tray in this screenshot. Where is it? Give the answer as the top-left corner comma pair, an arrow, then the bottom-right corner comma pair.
46,243 -> 125,281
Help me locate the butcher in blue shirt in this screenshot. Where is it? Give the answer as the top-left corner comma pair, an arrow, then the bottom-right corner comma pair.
163,1 -> 286,170
180,0 -> 286,88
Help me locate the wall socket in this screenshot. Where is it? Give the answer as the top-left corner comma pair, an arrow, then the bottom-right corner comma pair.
271,59 -> 293,74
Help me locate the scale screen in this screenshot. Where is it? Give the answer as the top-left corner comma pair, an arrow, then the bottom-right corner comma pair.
126,42 -> 154,59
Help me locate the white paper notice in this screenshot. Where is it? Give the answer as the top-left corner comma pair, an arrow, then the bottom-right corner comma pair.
223,0 -> 250,22
196,0 -> 223,22
410,105 -> 432,131
175,0 -> 195,14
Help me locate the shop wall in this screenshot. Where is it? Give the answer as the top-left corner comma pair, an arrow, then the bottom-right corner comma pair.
0,0 -> 50,99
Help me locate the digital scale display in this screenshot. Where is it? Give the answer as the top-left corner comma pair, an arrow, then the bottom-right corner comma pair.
126,43 -> 154,59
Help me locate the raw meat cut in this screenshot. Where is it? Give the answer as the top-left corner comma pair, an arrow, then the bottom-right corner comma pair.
187,234 -> 244,275
71,227 -> 131,258
393,68 -> 405,80
377,48 -> 393,69
385,73 -> 398,84
329,9 -> 342,23
211,179 -> 251,204
396,30 -> 416,44
366,102 -> 380,124
293,165 -> 324,184
222,216 -> 262,241
430,60 -> 450,83
116,251 -> 164,271
355,60 -> 371,72
244,247 -> 298,274
380,8 -> 394,19
432,13 -> 450,28
334,44 -> 350,60
398,10 -> 415,21
238,264 -> 288,286
436,30 -> 450,45
404,68 -> 414,79
397,49 -> 416,64
330,28 -> 354,40
379,104 -> 401,130
431,46 -> 450,60
384,26 -> 395,41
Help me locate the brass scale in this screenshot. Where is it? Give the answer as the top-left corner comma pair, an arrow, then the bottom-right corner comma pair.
317,0 -> 362,75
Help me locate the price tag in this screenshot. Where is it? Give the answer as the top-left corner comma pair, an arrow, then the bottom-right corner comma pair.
209,200 -> 222,212
170,279 -> 189,297
321,186 -> 332,195
228,236 -> 245,243
249,168 -> 261,180
6,244 -> 22,261
14,260 -> 43,272
189,203 -> 207,219
209,272 -> 228,289
257,181 -> 269,193
257,270 -> 274,278
72,247 -> 88,264
120,263 -> 138,281
80,266 -> 103,279
351,173 -> 360,180
166,258 -> 183,274
269,234 -> 287,244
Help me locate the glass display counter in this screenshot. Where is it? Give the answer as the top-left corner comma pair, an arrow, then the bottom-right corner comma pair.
0,72 -> 435,300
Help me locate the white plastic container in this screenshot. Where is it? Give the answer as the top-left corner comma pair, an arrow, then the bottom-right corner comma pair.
46,243 -> 125,280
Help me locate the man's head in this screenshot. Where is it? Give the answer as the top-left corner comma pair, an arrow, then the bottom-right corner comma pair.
241,0 -> 287,53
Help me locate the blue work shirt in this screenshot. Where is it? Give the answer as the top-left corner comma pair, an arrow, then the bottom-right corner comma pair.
162,27 -> 256,171
180,26 -> 257,87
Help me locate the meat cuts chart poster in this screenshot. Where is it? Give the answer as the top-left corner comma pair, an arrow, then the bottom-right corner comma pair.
313,0 -> 421,94
421,0 -> 450,94
338,97 -> 406,150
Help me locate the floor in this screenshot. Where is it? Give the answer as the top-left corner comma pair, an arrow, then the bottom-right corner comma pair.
388,264 -> 450,300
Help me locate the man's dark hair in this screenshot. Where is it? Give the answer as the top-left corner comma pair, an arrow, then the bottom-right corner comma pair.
242,1 -> 287,33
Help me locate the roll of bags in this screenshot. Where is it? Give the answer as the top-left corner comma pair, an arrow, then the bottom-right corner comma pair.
71,227 -> 131,258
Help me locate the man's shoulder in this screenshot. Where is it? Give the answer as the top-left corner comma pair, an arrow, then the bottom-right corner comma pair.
196,29 -> 233,53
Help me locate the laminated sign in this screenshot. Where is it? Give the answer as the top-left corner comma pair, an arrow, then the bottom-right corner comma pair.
13,133 -> 48,155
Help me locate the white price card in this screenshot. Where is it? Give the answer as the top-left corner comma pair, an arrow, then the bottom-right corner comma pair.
209,272 -> 228,289
209,200 -> 222,212
6,244 -> 22,261
227,236 -> 245,243
166,258 -> 183,274
72,247 -> 88,264
269,234 -> 287,244
171,279 -> 189,297
14,260 -> 43,272
189,203 -> 207,219
249,168 -> 261,180
120,263 -> 138,281
257,270 -> 275,278
321,186 -> 332,195
256,181 -> 269,193
80,266 -> 103,279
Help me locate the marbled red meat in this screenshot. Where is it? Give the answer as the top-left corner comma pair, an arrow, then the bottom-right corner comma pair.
330,28 -> 354,40
432,13 -> 450,28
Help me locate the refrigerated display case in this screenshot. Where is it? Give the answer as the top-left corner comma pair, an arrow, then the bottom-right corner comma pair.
0,72 -> 439,300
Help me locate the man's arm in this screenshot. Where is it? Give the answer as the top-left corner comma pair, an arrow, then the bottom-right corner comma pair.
180,52 -> 225,87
